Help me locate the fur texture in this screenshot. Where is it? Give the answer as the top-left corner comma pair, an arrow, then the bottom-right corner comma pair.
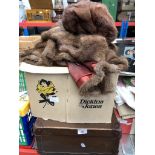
62,0 -> 118,44
20,24 -> 128,96
19,0 -> 128,96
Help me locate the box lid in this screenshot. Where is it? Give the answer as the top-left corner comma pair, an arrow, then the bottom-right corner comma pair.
29,0 -> 53,9
34,110 -> 121,136
34,118 -> 113,136
19,62 -> 69,74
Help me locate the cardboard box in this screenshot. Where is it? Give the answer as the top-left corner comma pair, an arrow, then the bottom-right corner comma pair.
117,104 -> 135,119
114,108 -> 133,134
130,118 -> 135,134
26,9 -> 52,21
20,62 -> 119,123
102,0 -> 118,21
19,36 -> 41,50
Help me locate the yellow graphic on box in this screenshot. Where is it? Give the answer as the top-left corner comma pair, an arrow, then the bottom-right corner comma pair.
36,79 -> 59,108
37,82 -> 55,95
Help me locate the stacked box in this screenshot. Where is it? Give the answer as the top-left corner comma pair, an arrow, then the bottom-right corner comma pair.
20,62 -> 121,154
20,62 -> 119,123
33,110 -> 121,155
19,35 -> 41,51
19,93 -> 36,146
102,0 -> 118,21
27,0 -> 53,22
117,0 -> 135,21
26,9 -> 52,21
19,71 -> 27,92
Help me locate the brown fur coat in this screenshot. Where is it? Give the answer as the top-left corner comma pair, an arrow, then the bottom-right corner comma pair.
62,0 -> 118,44
20,24 -> 128,96
20,0 -> 128,96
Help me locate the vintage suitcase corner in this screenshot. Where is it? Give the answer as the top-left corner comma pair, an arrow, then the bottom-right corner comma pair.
33,118 -> 44,135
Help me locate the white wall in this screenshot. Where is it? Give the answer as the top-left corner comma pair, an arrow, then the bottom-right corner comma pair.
21,0 -> 68,9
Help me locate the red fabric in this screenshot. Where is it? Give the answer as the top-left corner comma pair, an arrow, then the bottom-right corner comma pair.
84,61 -> 97,70
67,62 -> 95,87
76,74 -> 92,87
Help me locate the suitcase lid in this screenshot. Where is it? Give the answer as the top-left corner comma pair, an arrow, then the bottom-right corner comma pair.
34,109 -> 121,137
29,0 -> 53,9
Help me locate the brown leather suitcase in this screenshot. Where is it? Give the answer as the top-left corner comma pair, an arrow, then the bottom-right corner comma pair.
34,110 -> 121,155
